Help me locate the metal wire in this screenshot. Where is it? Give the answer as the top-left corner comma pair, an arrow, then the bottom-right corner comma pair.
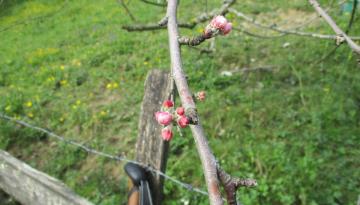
0,113 -> 209,197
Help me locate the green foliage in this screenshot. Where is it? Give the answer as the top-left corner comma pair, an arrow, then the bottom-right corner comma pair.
0,0 -> 359,204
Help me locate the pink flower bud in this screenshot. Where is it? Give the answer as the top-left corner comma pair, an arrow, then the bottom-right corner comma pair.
210,15 -> 228,30
176,107 -> 185,116
222,22 -> 232,35
161,128 -> 173,141
163,100 -> 174,108
177,116 -> 190,128
196,91 -> 206,101
155,111 -> 173,126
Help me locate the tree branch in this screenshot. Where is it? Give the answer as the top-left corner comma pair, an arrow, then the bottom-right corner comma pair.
123,0 -> 235,32
166,0 -> 256,204
309,0 -> 360,54
124,0 -> 256,203
122,22 -> 195,31
229,8 -> 360,41
167,0 -> 223,204
310,0 -> 358,65
178,34 -> 208,46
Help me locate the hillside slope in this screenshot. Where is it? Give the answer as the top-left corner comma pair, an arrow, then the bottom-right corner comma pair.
0,0 -> 359,204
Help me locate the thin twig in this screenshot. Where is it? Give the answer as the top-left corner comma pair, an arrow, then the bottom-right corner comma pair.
118,0 -> 137,22
0,1 -> 68,33
140,0 -> 166,7
122,22 -> 194,31
234,26 -> 286,39
229,8 -> 360,41
123,0 -> 235,32
345,0 -> 358,34
309,0 -> 360,54
178,34 -> 207,46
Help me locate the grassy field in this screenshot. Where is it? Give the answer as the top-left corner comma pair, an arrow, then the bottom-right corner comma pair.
0,0 -> 359,204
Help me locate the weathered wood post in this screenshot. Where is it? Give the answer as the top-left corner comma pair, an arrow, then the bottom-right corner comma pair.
0,150 -> 94,205
136,69 -> 172,205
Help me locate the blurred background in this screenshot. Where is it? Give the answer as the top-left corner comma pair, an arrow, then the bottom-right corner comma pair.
0,0 -> 359,204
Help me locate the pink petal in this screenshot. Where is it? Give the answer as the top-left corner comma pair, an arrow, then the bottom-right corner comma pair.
222,22 -> 232,35
161,128 -> 173,141
210,15 -> 228,29
155,111 -> 173,126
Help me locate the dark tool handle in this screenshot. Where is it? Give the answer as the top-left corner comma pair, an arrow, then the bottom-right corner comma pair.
124,162 -> 154,205
140,180 -> 153,205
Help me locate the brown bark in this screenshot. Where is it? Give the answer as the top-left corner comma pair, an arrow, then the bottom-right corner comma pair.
166,0 -> 224,204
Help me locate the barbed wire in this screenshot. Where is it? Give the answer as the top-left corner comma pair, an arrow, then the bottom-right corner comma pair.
0,113 -> 209,197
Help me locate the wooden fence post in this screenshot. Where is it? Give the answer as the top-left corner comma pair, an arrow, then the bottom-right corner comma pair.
0,150 -> 94,205
136,69 -> 171,205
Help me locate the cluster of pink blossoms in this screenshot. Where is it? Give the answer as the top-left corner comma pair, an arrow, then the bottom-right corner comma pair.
204,15 -> 232,38
155,100 -> 190,141
195,91 -> 206,102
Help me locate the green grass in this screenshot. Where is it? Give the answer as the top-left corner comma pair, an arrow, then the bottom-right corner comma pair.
0,0 -> 360,204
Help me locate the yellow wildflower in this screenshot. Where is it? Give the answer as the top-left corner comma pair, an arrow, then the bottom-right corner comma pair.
100,110 -> 108,116
60,65 -> 65,70
47,76 -> 55,82
112,82 -> 119,88
60,80 -> 67,86
106,83 -> 112,89
25,101 -> 33,108
27,112 -> 34,118
76,100 -> 81,105
143,61 -> 149,65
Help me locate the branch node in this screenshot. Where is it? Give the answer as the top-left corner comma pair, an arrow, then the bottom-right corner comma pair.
185,107 -> 199,125
335,34 -> 345,46
217,166 -> 257,205
158,16 -> 169,26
